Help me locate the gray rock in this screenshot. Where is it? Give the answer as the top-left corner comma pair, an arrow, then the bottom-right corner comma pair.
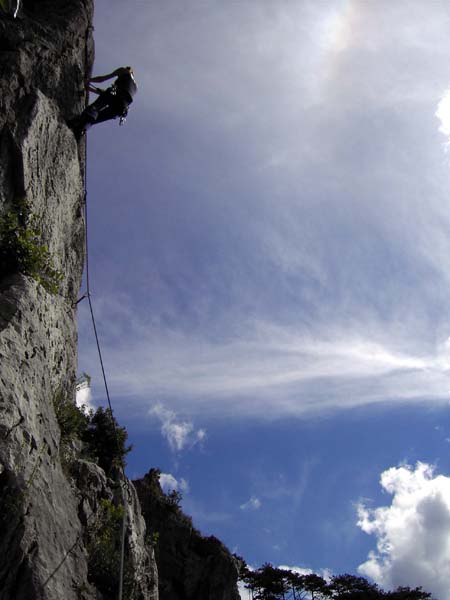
0,3 -> 157,599
0,2 -> 93,597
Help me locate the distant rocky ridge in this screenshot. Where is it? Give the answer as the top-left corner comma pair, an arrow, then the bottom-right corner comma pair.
135,470 -> 241,600
0,2 -> 239,599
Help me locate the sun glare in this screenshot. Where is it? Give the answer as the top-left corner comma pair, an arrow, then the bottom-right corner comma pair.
321,9 -> 348,54
436,89 -> 450,139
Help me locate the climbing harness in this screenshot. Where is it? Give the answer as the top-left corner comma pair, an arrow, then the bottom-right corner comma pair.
88,83 -> 129,127
119,110 -> 128,127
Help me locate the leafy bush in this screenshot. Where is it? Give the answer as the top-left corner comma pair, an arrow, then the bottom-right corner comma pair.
53,392 -> 131,477
53,390 -> 90,476
165,489 -> 183,508
0,198 -> 63,294
53,390 -> 90,443
83,407 -> 132,476
87,499 -> 125,597
53,392 -> 136,596
148,531 -> 159,548
87,499 -> 136,600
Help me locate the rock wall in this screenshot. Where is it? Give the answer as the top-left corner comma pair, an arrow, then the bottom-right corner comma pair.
135,470 -> 241,600
0,3 -> 157,599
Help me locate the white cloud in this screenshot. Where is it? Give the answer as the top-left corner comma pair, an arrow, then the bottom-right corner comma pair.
180,478 -> 189,492
357,462 -> 450,599
80,310 -> 450,420
278,564 -> 314,576
240,496 -> 262,511
159,472 -> 189,494
196,428 -> 207,442
149,403 -> 206,452
75,384 -> 94,412
159,473 -> 178,492
79,1 -> 450,425
278,565 -> 332,581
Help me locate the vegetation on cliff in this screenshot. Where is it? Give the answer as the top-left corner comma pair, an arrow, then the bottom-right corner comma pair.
53,391 -> 132,478
86,498 -> 138,600
0,197 -> 63,294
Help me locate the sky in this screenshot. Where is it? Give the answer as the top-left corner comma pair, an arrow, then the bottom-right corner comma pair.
77,1 -> 450,598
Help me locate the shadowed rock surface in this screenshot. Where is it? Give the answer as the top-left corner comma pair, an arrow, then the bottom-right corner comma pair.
0,3 -> 157,599
135,470 -> 241,600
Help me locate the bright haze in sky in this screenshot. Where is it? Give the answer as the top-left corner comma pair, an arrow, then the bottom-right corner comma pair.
77,2 -> 450,598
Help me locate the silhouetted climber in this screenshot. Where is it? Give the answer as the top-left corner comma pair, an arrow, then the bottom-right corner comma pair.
71,67 -> 137,137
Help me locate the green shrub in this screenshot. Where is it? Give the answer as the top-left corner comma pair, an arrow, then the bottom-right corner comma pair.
53,393 -> 136,595
83,407 -> 132,476
53,390 -> 90,476
53,388 -> 132,479
0,198 -> 63,294
149,531 -> 159,548
87,499 -> 136,600
165,489 -> 183,509
87,499 -> 125,597
53,390 -> 90,443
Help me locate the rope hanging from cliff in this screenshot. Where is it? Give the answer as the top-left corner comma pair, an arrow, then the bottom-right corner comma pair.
44,130 -> 129,600
44,35 -> 129,598
82,129 -> 129,600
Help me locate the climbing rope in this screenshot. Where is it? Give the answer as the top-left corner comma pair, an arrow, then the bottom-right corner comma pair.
45,36 -> 129,597
44,147 -> 129,600
82,97 -> 129,600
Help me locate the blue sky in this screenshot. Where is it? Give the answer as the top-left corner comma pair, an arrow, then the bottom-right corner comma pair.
77,1 -> 450,597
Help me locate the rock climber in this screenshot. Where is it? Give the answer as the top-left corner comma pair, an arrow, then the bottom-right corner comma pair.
71,66 -> 137,136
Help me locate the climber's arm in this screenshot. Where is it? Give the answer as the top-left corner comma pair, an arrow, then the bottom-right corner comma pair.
89,67 -> 127,84
87,83 -> 104,94
89,72 -> 115,84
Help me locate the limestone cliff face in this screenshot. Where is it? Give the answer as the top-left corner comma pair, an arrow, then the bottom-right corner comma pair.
135,471 -> 241,600
0,3 -> 157,599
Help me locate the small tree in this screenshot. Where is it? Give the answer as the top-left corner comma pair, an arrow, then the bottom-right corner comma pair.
328,575 -> 380,600
384,587 -> 431,600
87,499 -> 137,600
53,390 -> 90,443
83,407 -> 132,476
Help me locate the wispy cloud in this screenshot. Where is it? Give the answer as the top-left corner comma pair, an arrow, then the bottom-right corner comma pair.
149,403 -> 206,451
80,0 -> 450,426
79,306 -> 450,420
240,496 -> 262,511
78,3 -> 450,592
358,462 -> 450,599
